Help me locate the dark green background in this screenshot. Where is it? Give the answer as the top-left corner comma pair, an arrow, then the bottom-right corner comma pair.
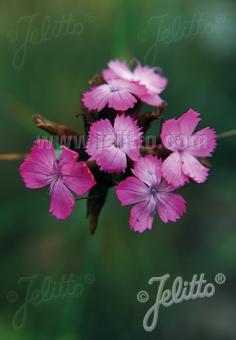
0,0 -> 235,339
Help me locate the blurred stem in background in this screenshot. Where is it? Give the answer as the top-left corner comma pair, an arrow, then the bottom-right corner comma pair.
217,129 -> 236,140
0,153 -> 27,160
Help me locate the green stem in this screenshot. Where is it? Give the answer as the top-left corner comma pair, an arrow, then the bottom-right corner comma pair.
76,195 -> 101,201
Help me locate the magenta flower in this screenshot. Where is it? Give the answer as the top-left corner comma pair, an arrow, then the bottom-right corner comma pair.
116,155 -> 186,232
82,78 -> 146,112
86,114 -> 142,173
161,109 -> 217,186
20,140 -> 96,220
103,59 -> 168,106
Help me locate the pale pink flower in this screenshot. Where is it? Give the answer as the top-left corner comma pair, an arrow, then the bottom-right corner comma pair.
161,109 -> 217,186
116,155 -> 186,232
20,140 -> 96,220
86,114 -> 142,173
82,78 -> 146,112
103,59 -> 168,106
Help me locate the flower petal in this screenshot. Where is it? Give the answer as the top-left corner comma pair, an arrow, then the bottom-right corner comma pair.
82,84 -> 111,111
95,146 -> 127,173
133,63 -> 168,94
108,90 -> 137,111
111,79 -> 147,97
49,180 -> 75,220
116,176 -> 149,206
62,162 -> 96,196
86,119 -> 115,157
177,108 -> 201,135
102,68 -> 117,81
182,152 -> 209,183
114,114 -> 142,161
132,155 -> 162,187
140,93 -> 164,106
129,198 -> 156,232
58,146 -> 79,170
108,59 -> 133,80
19,139 -> 56,189
160,119 -> 182,151
162,152 -> 188,187
157,178 -> 179,192
187,127 -> 217,157
156,192 -> 186,223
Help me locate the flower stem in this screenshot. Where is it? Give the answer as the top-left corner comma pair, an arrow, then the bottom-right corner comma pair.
76,195 -> 101,201
0,153 -> 27,160
33,114 -> 79,136
217,129 -> 236,140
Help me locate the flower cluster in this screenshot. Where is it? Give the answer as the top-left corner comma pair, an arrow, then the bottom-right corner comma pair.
83,60 -> 167,111
20,59 -> 217,233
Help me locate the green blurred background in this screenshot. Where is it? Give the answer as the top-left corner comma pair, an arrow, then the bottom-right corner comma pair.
0,0 -> 236,339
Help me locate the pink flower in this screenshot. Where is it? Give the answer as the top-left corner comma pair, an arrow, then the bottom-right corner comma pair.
103,59 -> 168,106
161,109 -> 217,186
116,155 -> 186,232
82,78 -> 146,112
20,140 -> 96,220
86,114 -> 142,173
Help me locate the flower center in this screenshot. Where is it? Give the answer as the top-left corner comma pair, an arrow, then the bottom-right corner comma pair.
110,85 -> 120,92
47,160 -> 62,182
175,135 -> 187,151
150,186 -> 158,198
113,133 -> 124,149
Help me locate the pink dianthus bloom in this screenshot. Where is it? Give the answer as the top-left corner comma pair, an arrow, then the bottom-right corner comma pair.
20,140 -> 96,220
161,109 -> 217,186
116,155 -> 186,232
86,114 -> 142,173
103,59 -> 167,106
82,78 -> 146,112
